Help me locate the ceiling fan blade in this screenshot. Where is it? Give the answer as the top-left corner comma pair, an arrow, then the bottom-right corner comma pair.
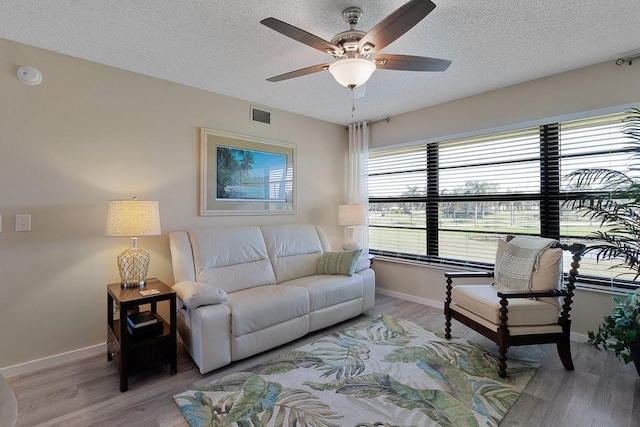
373,54 -> 451,71
261,17 -> 343,56
266,63 -> 331,82
359,0 -> 436,53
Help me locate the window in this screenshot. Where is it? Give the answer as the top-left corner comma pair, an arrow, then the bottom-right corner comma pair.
368,111 -> 638,290
560,113 -> 637,287
369,146 -> 427,257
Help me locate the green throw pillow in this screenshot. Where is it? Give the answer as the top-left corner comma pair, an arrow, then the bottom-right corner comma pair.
315,250 -> 362,276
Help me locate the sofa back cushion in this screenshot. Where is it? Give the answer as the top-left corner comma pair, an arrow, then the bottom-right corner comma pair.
260,224 -> 328,283
188,226 -> 276,293
169,231 -> 197,283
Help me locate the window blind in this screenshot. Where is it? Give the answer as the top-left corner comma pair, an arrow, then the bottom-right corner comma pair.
368,111 -> 638,290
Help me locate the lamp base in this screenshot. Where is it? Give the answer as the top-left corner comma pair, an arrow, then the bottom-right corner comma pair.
342,225 -> 362,251
116,245 -> 150,288
342,238 -> 362,251
121,281 -> 146,289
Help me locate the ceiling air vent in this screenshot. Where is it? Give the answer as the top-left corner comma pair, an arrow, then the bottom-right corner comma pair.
251,107 -> 271,125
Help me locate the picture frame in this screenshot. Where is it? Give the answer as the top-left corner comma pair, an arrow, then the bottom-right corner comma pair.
200,128 -> 296,215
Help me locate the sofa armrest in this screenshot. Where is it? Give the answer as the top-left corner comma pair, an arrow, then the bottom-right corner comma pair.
355,255 -> 371,272
173,281 -> 228,310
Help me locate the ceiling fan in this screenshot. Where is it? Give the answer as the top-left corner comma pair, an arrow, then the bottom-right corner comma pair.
261,0 -> 451,90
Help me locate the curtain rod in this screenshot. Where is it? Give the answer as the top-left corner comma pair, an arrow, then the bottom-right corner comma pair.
346,116 -> 390,130
370,116 -> 391,125
616,54 -> 640,66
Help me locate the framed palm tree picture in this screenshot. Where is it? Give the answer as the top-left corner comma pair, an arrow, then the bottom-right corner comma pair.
200,128 -> 296,215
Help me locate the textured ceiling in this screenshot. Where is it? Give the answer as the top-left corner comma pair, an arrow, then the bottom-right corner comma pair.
1,1 -> 639,126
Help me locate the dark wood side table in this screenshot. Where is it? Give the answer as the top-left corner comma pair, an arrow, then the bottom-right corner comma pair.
107,278 -> 177,392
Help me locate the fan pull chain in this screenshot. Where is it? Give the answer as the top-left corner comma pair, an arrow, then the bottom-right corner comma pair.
350,88 -> 355,117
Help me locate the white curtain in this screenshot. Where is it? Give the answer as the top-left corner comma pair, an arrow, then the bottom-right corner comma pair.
348,121 -> 369,255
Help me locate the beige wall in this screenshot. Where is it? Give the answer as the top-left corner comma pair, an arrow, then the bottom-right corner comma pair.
0,38 -> 348,370
370,60 -> 640,148
370,60 -> 640,338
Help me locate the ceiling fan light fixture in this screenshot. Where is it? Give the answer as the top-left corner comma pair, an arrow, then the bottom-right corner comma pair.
328,58 -> 376,89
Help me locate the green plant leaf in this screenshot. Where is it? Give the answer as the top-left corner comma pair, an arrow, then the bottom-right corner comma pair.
247,349 -> 324,375
226,375 -> 282,421
471,380 -> 523,423
416,359 -> 473,407
587,289 -> 640,364
175,393 -> 216,427
340,314 -> 412,346
196,371 -> 255,393
334,373 -> 478,427
310,335 -> 370,379
384,341 -> 472,366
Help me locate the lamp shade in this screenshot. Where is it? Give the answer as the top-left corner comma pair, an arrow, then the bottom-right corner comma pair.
105,200 -> 161,237
328,58 -> 376,89
338,204 -> 365,226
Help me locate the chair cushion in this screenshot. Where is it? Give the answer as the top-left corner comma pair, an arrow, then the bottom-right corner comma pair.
495,239 -> 563,308
495,240 -> 563,292
451,284 -> 560,326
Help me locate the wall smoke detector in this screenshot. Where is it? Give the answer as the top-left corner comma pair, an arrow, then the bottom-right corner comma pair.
17,66 -> 43,85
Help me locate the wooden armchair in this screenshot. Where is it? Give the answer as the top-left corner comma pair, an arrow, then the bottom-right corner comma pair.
444,237 -> 586,378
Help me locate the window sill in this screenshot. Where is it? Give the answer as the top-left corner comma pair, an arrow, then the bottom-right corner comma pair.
373,254 -> 636,296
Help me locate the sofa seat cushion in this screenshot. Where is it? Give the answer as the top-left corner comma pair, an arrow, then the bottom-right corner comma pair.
282,275 -> 363,312
226,285 -> 309,337
451,285 -> 559,326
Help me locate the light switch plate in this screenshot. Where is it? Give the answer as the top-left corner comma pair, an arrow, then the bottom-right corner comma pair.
16,214 -> 31,232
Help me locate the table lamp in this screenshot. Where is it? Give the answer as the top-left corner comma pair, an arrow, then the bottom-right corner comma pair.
105,198 -> 161,287
338,204 -> 364,250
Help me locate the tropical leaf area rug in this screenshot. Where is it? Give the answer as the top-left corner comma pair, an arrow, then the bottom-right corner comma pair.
174,314 -> 540,427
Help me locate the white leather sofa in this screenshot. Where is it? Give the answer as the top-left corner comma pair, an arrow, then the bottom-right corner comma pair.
169,224 -> 375,374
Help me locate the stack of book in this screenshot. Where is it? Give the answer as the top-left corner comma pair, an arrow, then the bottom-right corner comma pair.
126,311 -> 163,337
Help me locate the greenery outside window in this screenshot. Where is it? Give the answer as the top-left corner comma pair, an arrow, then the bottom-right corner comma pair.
368,111 -> 637,291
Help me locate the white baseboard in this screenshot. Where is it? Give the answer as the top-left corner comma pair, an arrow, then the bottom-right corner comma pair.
570,332 -> 589,343
1,343 -> 106,378
375,289 -> 590,343
376,288 -> 444,309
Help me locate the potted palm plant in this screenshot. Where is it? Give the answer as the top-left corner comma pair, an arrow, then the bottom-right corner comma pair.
564,107 -> 640,375
586,289 -> 640,374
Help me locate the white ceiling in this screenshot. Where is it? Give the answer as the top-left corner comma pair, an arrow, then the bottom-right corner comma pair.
1,1 -> 639,126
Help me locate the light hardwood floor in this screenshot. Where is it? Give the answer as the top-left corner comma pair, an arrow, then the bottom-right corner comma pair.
7,294 -> 640,426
